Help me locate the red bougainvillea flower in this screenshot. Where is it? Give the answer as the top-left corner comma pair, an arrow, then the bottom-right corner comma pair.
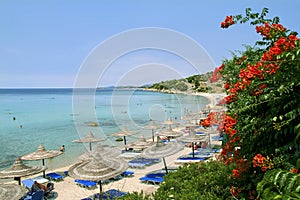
256,22 -> 286,39
221,16 -> 235,28
232,169 -> 241,179
290,168 -> 298,174
210,64 -> 224,82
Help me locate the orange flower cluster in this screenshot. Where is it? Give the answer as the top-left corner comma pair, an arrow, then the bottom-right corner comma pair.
255,22 -> 286,39
223,115 -> 237,137
201,111 -> 225,127
252,154 -> 272,171
262,35 -> 299,61
220,114 -> 240,170
221,16 -> 235,28
209,64 -> 224,82
290,168 -> 298,174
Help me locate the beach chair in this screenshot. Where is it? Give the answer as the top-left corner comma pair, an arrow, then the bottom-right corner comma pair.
75,179 -> 97,188
23,189 -> 44,200
121,171 -> 134,177
22,178 -> 35,190
175,157 -> 205,164
139,172 -> 165,185
105,189 -> 127,198
139,176 -> 164,184
46,172 -> 63,181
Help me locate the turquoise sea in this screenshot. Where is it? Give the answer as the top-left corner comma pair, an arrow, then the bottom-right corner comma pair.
0,88 -> 209,172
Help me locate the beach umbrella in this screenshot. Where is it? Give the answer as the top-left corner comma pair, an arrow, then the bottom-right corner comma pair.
176,129 -> 207,158
111,127 -> 137,150
68,152 -> 128,200
162,118 -> 179,127
141,136 -> 182,174
21,144 -> 62,178
73,131 -> 106,151
0,158 -> 47,185
0,183 -> 27,200
184,121 -> 199,129
125,135 -> 153,151
142,119 -> 160,142
157,126 -> 183,141
78,144 -> 121,161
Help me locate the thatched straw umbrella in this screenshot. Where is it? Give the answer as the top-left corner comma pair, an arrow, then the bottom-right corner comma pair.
78,144 -> 121,161
125,135 -> 153,151
68,152 -> 128,200
142,119 -> 160,142
21,144 -> 62,178
111,127 -> 137,151
176,129 -> 207,158
0,184 -> 27,200
0,158 -> 47,185
73,131 -> 106,151
141,136 -> 182,174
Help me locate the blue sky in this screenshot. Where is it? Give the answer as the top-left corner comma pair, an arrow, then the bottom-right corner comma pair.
1,0 -> 299,88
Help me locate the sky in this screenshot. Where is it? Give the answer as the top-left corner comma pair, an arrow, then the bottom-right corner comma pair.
1,0 -> 300,88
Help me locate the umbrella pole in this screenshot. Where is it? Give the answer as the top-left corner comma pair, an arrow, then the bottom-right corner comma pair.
42,159 -> 46,178
192,142 -> 195,158
162,157 -> 168,174
15,177 -> 21,185
99,180 -> 103,200
89,142 -> 92,151
123,136 -> 127,151
152,129 -> 154,142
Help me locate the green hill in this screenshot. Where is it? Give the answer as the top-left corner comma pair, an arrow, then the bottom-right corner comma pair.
147,71 -> 224,93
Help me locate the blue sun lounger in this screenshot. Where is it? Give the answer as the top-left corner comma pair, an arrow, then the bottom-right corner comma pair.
86,189 -> 126,200
46,172 -> 63,181
122,171 -> 134,177
75,179 -> 97,188
139,176 -> 164,184
140,173 -> 165,184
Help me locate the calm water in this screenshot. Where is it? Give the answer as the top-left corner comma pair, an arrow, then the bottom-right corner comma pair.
0,88 -> 209,171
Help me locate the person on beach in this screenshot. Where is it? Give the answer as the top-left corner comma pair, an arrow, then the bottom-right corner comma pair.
31,181 -> 47,193
60,145 -> 65,152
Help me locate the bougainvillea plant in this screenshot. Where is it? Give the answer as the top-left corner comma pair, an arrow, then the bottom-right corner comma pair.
207,8 -> 300,198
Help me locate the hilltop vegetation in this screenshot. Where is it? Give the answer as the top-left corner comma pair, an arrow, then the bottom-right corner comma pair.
147,71 -> 224,93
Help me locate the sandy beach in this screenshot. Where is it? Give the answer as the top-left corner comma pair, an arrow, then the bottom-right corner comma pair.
2,92 -> 224,199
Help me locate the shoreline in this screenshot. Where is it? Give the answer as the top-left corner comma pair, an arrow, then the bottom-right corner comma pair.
2,90 -> 224,199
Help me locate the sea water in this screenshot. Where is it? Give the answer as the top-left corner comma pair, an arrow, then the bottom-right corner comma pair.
0,88 -> 209,172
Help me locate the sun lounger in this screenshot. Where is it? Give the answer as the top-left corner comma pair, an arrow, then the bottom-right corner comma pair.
175,157 -> 205,164
188,152 -> 213,158
75,179 -> 97,188
22,177 -> 50,189
22,179 -> 35,189
23,189 -> 45,200
119,152 -> 141,159
23,189 -> 44,200
128,158 -> 159,168
122,171 -> 134,177
212,135 -> 223,141
139,176 -> 164,184
46,172 -> 63,181
105,189 -> 127,198
140,172 -> 165,184
91,189 -> 126,199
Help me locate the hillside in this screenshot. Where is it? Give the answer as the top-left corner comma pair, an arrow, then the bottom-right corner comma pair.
147,71 -> 224,93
